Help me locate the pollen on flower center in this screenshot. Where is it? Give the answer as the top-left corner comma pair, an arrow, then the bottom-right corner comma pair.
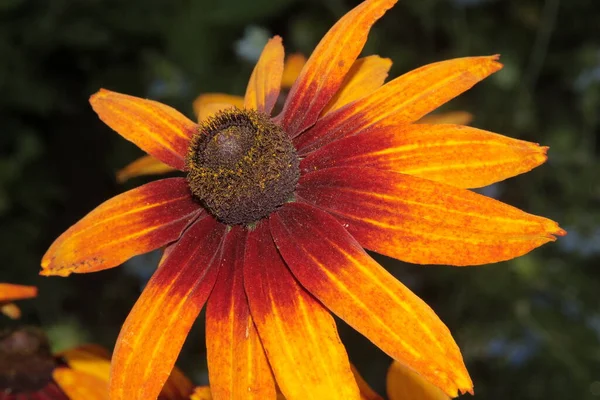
186,108 -> 300,226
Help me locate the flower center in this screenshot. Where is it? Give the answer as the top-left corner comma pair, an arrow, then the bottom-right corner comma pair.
186,108 -> 300,226
0,328 -> 57,394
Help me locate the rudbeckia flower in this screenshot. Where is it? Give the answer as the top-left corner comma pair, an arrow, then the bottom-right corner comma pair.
40,0 -> 565,398
0,283 -> 37,320
0,328 -> 193,400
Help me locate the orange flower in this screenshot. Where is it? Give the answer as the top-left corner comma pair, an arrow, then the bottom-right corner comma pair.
41,0 -> 565,398
0,283 -> 37,319
0,328 -> 192,400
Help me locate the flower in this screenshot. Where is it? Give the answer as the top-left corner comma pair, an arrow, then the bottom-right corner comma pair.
40,0 -> 565,398
0,328 -> 193,400
0,283 -> 37,319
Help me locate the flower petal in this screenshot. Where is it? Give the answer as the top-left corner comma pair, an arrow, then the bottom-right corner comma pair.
53,367 -> 108,400
270,202 -> 472,397
351,364 -> 383,400
281,53 -> 307,89
387,361 -> 450,400
0,283 -> 37,302
245,36 -> 285,114
300,124 -> 548,189
278,0 -> 397,137
60,344 -> 111,382
109,216 -> 226,400
90,89 -> 197,170
41,178 -> 202,276
417,111 -> 473,125
0,303 -> 22,319
159,365 -> 195,400
321,56 -> 392,116
244,222 -> 361,400
295,56 -> 502,154
193,94 -> 245,121
116,154 -> 176,183
206,226 -> 276,400
190,386 -> 213,400
298,167 -> 565,265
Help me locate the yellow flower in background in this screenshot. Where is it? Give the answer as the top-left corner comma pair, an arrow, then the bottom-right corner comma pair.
41,0 -> 565,398
0,283 -> 37,319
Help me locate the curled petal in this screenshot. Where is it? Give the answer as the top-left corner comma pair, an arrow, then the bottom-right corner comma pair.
298,167 -> 565,265
244,222 -> 361,400
0,283 -> 37,302
90,89 -> 197,170
300,124 -> 549,188
53,367 -> 108,400
116,154 -> 176,183
387,361 -> 450,400
322,56 -> 392,116
245,36 -> 285,114
193,93 -> 245,122
110,216 -> 226,400
279,0 -> 397,137
281,53 -> 307,89
295,56 -> 502,154
206,227 -> 276,400
271,202 -> 472,397
41,178 -> 202,276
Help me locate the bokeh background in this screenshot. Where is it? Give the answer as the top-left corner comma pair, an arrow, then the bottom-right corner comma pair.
1,0 -> 599,398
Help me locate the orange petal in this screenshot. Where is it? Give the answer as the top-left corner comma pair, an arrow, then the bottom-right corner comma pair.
60,344 -> 111,382
90,89 -> 197,170
298,167 -> 565,266
206,226 -> 276,400
159,365 -> 195,400
116,155 -> 176,183
300,124 -> 548,189
351,364 -> 383,400
279,0 -> 397,137
0,283 -> 37,302
41,178 -> 202,276
418,111 -> 473,125
295,56 -> 502,154
270,202 -> 472,397
190,386 -> 213,400
1,303 -> 22,319
53,367 -> 108,400
244,222 -> 361,400
245,36 -> 285,114
109,216 -> 225,400
322,56 -> 392,116
387,361 -> 450,400
281,53 -> 307,89
193,93 -> 245,122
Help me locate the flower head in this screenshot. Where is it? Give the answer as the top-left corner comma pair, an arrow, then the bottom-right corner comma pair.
41,0 -> 564,398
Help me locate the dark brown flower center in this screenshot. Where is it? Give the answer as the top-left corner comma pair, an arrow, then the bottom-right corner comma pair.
0,327 -> 57,395
186,108 -> 299,226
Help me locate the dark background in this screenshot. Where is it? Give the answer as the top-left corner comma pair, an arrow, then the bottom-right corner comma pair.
1,0 -> 599,398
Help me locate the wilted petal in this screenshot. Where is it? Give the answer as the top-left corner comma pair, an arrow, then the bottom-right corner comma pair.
109,216 -> 225,400
206,227 -> 276,400
298,167 -> 565,266
245,36 -> 285,114
53,367 -> 108,400
90,89 -> 197,170
193,94 -> 245,121
271,202 -> 472,397
244,222 -> 361,400
116,154 -> 176,183
322,56 -> 392,116
300,124 -> 548,188
0,283 -> 37,302
279,0 -> 397,137
295,56 -> 502,154
41,178 -> 202,276
387,361 -> 450,400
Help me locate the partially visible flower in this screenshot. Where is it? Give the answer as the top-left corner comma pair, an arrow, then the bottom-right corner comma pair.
0,328 -> 192,400
0,283 -> 37,320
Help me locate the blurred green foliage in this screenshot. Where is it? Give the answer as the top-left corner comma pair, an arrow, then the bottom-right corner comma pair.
1,0 -> 599,398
